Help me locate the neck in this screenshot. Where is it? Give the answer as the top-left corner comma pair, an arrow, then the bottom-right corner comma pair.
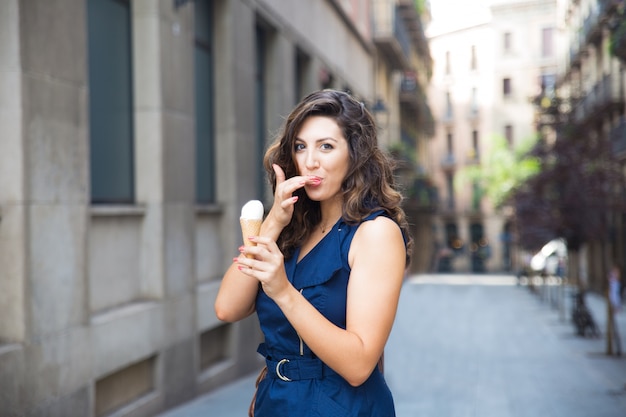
319,200 -> 342,233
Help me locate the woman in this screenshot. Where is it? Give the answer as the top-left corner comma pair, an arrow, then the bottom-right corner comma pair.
215,89 -> 412,416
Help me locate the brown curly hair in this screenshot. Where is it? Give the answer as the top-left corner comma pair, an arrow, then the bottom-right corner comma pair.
263,89 -> 413,267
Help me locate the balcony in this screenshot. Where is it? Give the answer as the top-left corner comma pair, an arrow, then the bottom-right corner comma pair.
440,153 -> 456,170
399,71 -> 419,110
467,107 -> 480,120
582,7 -> 601,45
466,149 -> 480,165
599,0 -> 624,16
571,73 -> 625,125
372,0 -> 414,70
611,118 -> 626,156
610,18 -> 626,62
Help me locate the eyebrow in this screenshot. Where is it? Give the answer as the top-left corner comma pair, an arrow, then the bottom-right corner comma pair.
294,137 -> 339,143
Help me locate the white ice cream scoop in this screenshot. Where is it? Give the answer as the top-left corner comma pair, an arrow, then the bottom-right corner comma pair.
240,200 -> 264,220
240,200 -> 264,259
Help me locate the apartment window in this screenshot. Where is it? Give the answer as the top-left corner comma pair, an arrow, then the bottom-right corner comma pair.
470,45 -> 477,70
471,130 -> 479,159
504,32 -> 512,52
446,172 -> 455,210
446,132 -> 453,154
295,47 -> 311,104
256,22 -> 271,197
540,73 -> 556,95
470,87 -> 478,113
505,125 -> 513,147
471,182 -> 481,211
445,91 -> 453,118
503,78 -> 512,98
445,51 -> 451,75
541,27 -> 554,58
87,0 -> 134,203
195,0 -> 216,203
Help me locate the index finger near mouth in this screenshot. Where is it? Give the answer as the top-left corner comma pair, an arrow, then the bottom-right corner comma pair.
283,176 -> 309,193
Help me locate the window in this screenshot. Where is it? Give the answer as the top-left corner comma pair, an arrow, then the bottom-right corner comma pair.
471,130 -> 479,160
446,132 -> 453,154
446,172 -> 455,210
255,22 -> 272,198
295,47 -> 311,104
471,182 -> 481,211
504,32 -> 512,52
470,45 -> 477,70
505,125 -> 513,147
194,0 -> 216,203
541,27 -> 554,58
87,0 -> 134,204
470,87 -> 478,114
540,73 -> 556,95
445,91 -> 453,118
445,51 -> 451,75
503,78 -> 512,98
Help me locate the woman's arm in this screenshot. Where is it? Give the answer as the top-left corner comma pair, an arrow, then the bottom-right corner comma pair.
214,214 -> 286,323
215,164 -> 314,322
240,216 -> 406,386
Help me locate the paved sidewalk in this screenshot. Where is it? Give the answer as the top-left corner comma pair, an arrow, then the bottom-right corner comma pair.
158,274 -> 626,417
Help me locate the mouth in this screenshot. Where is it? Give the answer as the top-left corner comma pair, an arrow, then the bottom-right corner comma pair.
308,176 -> 322,186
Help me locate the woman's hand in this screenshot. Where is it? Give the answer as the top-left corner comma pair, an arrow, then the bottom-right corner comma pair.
236,236 -> 291,301
265,164 -> 317,231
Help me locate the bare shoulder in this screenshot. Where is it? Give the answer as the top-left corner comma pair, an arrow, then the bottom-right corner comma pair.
355,215 -> 402,240
349,216 -> 405,266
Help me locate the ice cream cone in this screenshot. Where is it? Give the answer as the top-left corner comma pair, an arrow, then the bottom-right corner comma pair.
240,200 -> 264,259
240,218 -> 262,259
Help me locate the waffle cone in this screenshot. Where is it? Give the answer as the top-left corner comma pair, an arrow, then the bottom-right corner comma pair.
240,218 -> 262,259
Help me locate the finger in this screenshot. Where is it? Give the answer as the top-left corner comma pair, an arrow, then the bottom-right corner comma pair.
250,236 -> 278,249
273,164 -> 286,186
278,175 -> 311,196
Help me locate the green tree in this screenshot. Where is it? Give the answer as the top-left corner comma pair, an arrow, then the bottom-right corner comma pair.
456,134 -> 541,209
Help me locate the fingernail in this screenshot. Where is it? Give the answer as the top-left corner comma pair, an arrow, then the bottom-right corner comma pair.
238,246 -> 244,252
233,257 -> 239,263
292,196 -> 299,203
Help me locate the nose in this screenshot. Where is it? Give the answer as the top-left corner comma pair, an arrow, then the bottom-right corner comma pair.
304,149 -> 319,170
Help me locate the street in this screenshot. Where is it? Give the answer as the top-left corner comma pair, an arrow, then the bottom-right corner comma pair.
159,274 -> 626,417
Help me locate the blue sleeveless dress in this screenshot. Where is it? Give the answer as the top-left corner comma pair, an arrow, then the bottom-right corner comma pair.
253,211 -> 399,417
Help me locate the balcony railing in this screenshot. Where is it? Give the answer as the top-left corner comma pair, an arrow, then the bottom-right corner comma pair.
599,0 -> 624,16
582,7 -> 601,44
441,153 -> 456,169
399,71 -> 419,109
611,118 -> 626,155
571,73 -> 625,124
372,0 -> 411,70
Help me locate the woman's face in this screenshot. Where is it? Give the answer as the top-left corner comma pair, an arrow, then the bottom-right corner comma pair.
293,115 -> 350,203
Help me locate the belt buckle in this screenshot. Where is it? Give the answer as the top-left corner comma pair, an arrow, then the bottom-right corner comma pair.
275,359 -> 292,382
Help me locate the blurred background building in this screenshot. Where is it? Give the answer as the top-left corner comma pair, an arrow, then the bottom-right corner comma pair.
0,0 -> 432,416
427,0 -> 559,273
537,0 -> 626,293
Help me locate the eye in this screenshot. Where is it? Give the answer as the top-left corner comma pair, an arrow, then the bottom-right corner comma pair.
320,143 -> 334,150
294,143 -> 305,152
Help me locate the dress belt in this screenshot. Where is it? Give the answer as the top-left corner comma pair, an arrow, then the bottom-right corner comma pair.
265,357 -> 330,382
258,343 -> 333,382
